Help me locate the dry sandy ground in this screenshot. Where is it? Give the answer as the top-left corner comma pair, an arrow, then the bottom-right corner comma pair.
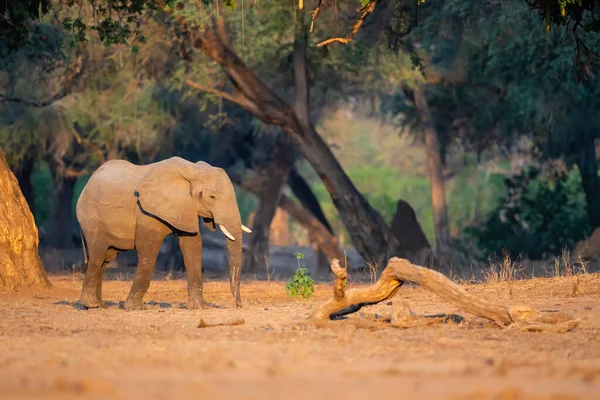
1,272 -> 600,400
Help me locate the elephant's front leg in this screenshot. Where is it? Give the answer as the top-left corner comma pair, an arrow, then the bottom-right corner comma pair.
124,231 -> 163,311
179,233 -> 209,310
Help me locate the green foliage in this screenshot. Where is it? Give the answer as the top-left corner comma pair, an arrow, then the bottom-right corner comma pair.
528,0 -> 600,34
30,162 -> 90,231
31,163 -> 52,228
467,168 -> 592,260
285,252 -> 314,302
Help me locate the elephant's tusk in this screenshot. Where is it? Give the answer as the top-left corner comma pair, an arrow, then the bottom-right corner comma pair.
241,224 -> 252,233
219,225 -> 236,241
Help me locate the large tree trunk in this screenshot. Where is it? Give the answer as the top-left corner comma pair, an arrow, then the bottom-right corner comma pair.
186,12 -> 403,265
0,147 -> 51,289
12,157 -> 36,216
279,195 -> 345,267
243,139 -> 293,273
287,168 -> 334,273
228,169 -> 347,268
413,85 -> 451,251
576,141 -> 600,229
48,175 -> 77,249
287,168 -> 333,233
389,199 -> 431,261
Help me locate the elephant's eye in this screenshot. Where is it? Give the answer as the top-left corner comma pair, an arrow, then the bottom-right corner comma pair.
209,195 -> 216,199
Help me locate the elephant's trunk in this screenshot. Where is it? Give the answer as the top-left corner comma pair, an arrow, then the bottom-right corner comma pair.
219,217 -> 243,308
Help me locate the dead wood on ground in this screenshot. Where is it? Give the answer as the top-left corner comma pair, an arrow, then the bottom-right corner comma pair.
311,257 -> 580,333
197,318 -> 245,328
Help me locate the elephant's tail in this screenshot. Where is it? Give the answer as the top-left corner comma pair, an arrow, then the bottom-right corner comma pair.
79,228 -> 89,266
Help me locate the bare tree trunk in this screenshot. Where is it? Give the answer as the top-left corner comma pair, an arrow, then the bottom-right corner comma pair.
0,147 -> 51,289
389,199 -> 431,259
287,168 -> 334,272
243,137 -> 294,273
244,168 -> 291,273
186,12 -> 403,265
49,175 -> 76,249
228,168 -> 346,268
279,194 -> 345,267
287,168 -> 333,233
576,141 -> 600,229
413,85 -> 451,251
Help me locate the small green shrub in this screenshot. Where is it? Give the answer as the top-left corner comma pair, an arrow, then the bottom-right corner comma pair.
285,252 -> 315,302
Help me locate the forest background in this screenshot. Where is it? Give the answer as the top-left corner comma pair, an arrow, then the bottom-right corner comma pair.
1,0 -> 600,282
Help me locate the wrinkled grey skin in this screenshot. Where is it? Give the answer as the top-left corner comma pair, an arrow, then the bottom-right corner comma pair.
76,157 -> 245,310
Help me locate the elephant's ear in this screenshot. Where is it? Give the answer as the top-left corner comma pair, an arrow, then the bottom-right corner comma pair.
134,165 -> 199,233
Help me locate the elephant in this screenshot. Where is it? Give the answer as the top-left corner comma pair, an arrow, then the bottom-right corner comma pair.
75,156 -> 251,310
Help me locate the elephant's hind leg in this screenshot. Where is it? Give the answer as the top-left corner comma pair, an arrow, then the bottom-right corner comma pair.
79,253 -> 108,309
95,248 -> 119,307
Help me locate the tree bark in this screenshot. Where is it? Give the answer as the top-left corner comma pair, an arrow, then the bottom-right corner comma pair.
576,141 -> 600,229
413,85 -> 451,251
0,147 -> 51,290
186,13 -> 403,265
48,175 -> 77,249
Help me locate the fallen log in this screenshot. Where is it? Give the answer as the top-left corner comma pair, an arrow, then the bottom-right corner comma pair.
311,257 -> 580,333
197,318 -> 245,328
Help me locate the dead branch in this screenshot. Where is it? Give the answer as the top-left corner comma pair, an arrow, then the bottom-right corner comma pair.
388,300 -> 464,328
312,257 -> 580,333
197,318 -> 245,328
310,0 -> 324,33
317,0 -> 384,48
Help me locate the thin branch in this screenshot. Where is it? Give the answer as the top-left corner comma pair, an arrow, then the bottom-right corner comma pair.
317,0 -> 384,47
185,79 -> 263,117
63,167 -> 91,178
310,0 -> 324,32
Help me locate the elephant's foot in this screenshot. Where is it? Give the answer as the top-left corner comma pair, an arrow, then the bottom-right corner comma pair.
123,298 -> 147,311
186,296 -> 211,310
78,291 -> 105,309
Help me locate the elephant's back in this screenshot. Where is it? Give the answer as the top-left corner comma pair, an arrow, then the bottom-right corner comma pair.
76,160 -> 153,235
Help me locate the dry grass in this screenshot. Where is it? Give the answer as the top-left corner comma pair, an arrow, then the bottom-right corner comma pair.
365,260 -> 381,285
481,249 -> 523,298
